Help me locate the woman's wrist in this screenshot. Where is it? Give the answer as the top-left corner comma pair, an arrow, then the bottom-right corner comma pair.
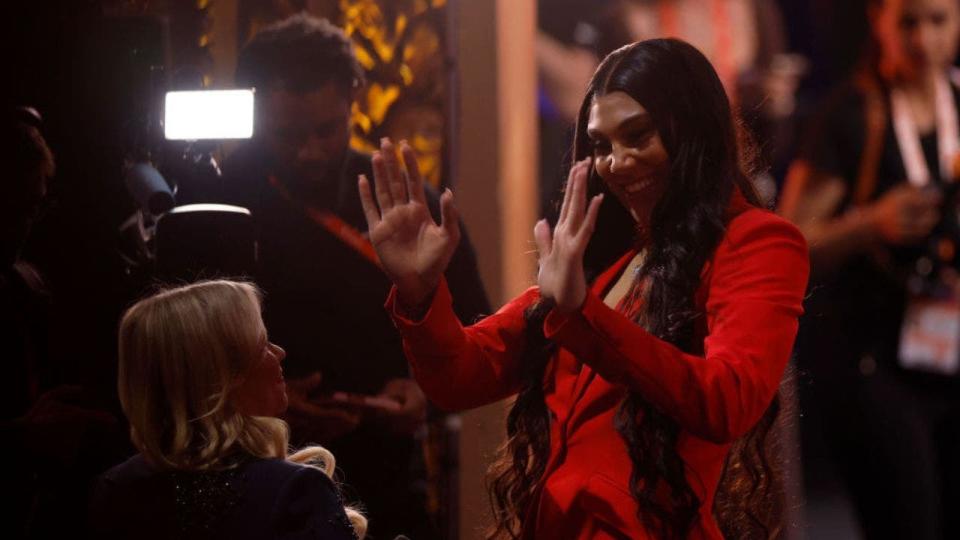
395,277 -> 438,320
550,289 -> 587,315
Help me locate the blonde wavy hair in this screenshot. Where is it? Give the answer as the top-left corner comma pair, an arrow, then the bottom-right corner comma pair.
118,279 -> 366,537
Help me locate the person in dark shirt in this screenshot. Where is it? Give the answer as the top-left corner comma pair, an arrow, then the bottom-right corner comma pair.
1,107 -> 53,419
224,14 -> 490,539
90,280 -> 365,540
780,0 -> 960,537
1,106 -> 122,539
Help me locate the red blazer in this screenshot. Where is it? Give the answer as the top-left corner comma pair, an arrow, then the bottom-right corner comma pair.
387,208 -> 809,539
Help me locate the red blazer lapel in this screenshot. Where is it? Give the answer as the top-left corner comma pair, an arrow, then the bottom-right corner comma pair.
566,249 -> 637,408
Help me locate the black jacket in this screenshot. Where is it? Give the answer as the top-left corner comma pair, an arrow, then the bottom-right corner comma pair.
90,454 -> 357,540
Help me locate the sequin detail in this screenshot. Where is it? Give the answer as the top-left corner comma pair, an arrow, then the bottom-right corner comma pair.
170,466 -> 244,537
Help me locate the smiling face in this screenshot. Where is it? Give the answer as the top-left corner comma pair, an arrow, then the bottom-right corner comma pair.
587,91 -> 670,225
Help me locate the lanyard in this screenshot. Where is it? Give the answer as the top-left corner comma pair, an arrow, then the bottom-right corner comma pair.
267,175 -> 382,268
890,70 -> 960,186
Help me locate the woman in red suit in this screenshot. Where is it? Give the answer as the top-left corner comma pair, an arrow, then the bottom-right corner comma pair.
358,39 -> 809,539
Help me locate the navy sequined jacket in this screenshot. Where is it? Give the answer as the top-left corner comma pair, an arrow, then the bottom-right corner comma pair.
89,454 -> 358,540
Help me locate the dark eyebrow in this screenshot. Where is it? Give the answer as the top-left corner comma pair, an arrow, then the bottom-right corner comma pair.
587,111 -> 653,139
620,112 -> 654,131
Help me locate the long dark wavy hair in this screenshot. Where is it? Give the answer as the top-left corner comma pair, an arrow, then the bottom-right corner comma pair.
487,39 -> 787,539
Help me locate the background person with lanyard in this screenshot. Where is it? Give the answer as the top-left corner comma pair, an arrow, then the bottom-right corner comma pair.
780,0 -> 960,537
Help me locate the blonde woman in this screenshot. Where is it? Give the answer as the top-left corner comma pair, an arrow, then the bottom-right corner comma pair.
89,280 -> 366,539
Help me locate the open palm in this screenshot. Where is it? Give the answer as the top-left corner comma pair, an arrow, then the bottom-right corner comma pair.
359,139 -> 460,308
535,158 -> 603,312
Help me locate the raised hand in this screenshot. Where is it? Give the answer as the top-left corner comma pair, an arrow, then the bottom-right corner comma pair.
534,158 -> 604,312
359,138 -> 461,308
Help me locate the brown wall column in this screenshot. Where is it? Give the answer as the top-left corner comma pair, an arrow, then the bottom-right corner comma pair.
454,0 -> 538,537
